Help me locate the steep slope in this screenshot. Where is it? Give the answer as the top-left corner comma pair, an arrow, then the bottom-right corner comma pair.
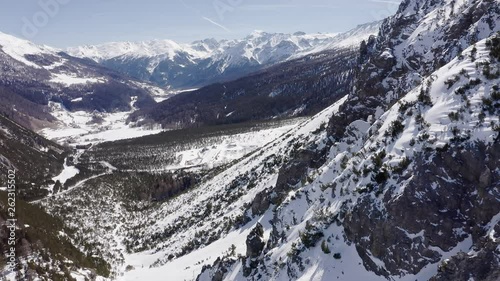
127,1 -> 500,280
0,114 -> 68,200
0,31 -> 167,131
329,0 -> 500,137
129,31 -> 499,281
40,95 -> 349,279
290,21 -> 384,58
67,23 -> 380,89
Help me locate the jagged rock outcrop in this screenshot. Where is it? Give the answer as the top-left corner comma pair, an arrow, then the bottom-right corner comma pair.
197,257 -> 237,281
329,0 -> 500,139
430,222 -> 500,281
196,0 -> 500,280
344,141 -> 500,276
243,223 -> 265,276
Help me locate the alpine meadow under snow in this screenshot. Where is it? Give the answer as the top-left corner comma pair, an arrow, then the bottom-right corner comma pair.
0,0 -> 500,280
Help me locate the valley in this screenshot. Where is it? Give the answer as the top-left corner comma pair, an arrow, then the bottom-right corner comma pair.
0,0 -> 499,280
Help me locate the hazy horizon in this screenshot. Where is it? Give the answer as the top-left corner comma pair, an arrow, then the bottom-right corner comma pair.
0,0 -> 401,48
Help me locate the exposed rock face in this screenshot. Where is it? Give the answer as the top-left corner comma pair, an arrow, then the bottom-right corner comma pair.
251,147 -> 327,216
344,141 -> 500,276
196,257 -> 236,281
432,251 -> 500,281
251,190 -> 271,216
243,223 -> 265,277
321,2 -> 500,277
430,231 -> 500,281
329,0 -> 500,140
246,223 -> 265,259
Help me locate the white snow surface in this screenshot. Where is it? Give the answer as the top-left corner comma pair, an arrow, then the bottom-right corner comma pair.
292,21 -> 382,59
39,101 -> 164,145
172,124 -> 297,170
50,73 -> 106,86
0,31 -> 57,68
116,96 -> 349,281
52,161 -> 79,185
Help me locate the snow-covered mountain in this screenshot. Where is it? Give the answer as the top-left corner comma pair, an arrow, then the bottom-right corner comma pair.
67,22 -> 381,89
24,0 -> 500,280
3,0 -> 500,280
0,31 -> 170,137
290,21 -> 384,58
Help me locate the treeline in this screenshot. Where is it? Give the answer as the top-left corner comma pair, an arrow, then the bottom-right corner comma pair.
0,191 -> 111,280
85,118 -> 299,171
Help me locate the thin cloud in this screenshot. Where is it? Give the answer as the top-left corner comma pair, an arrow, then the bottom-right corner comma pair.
202,17 -> 232,33
240,4 -> 338,11
369,0 -> 401,5
177,0 -> 232,33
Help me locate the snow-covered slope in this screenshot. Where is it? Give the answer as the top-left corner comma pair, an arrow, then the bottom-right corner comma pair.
39,100 -> 164,146
121,33 -> 500,281
67,23 -> 380,89
0,31 -> 108,85
291,21 -> 383,59
118,96 -> 349,281
0,31 -> 59,67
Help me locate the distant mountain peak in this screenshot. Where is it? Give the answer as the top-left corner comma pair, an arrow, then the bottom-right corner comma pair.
0,31 -> 58,68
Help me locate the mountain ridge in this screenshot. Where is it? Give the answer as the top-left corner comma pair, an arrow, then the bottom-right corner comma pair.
67,22 -> 381,89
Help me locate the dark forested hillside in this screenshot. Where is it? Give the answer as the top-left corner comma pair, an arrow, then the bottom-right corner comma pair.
129,47 -> 360,129
0,114 -> 67,200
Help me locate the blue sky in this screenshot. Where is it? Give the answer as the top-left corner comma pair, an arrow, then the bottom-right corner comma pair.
0,0 -> 401,48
